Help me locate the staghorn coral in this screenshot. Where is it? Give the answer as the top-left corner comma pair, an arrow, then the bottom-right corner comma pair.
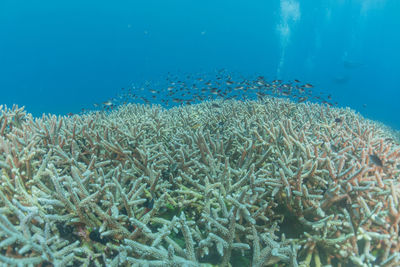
0,98 -> 399,266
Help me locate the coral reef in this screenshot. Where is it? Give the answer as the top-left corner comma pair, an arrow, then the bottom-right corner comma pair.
0,98 -> 399,266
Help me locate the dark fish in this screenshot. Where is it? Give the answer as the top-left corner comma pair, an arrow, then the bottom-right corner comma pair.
56,223 -> 74,239
334,118 -> 342,123
89,228 -> 110,245
369,154 -> 383,167
304,83 -> 313,88
322,100 -> 333,106
145,198 -> 154,210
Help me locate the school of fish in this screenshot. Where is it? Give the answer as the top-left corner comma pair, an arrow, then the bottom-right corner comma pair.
81,70 -> 337,114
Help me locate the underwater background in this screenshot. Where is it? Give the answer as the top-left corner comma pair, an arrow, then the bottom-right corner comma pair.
0,0 -> 399,130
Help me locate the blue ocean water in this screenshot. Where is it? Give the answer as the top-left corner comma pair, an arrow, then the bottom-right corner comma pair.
0,0 -> 399,129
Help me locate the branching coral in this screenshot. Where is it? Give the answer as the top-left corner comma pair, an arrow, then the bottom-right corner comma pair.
0,99 -> 399,266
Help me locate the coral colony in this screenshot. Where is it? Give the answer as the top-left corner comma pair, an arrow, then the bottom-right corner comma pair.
0,96 -> 399,266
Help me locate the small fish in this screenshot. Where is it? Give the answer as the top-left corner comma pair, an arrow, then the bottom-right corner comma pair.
89,228 -> 110,245
369,154 -> 383,167
103,100 -> 113,106
145,198 -> 154,210
304,83 -> 313,88
334,118 -> 342,123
